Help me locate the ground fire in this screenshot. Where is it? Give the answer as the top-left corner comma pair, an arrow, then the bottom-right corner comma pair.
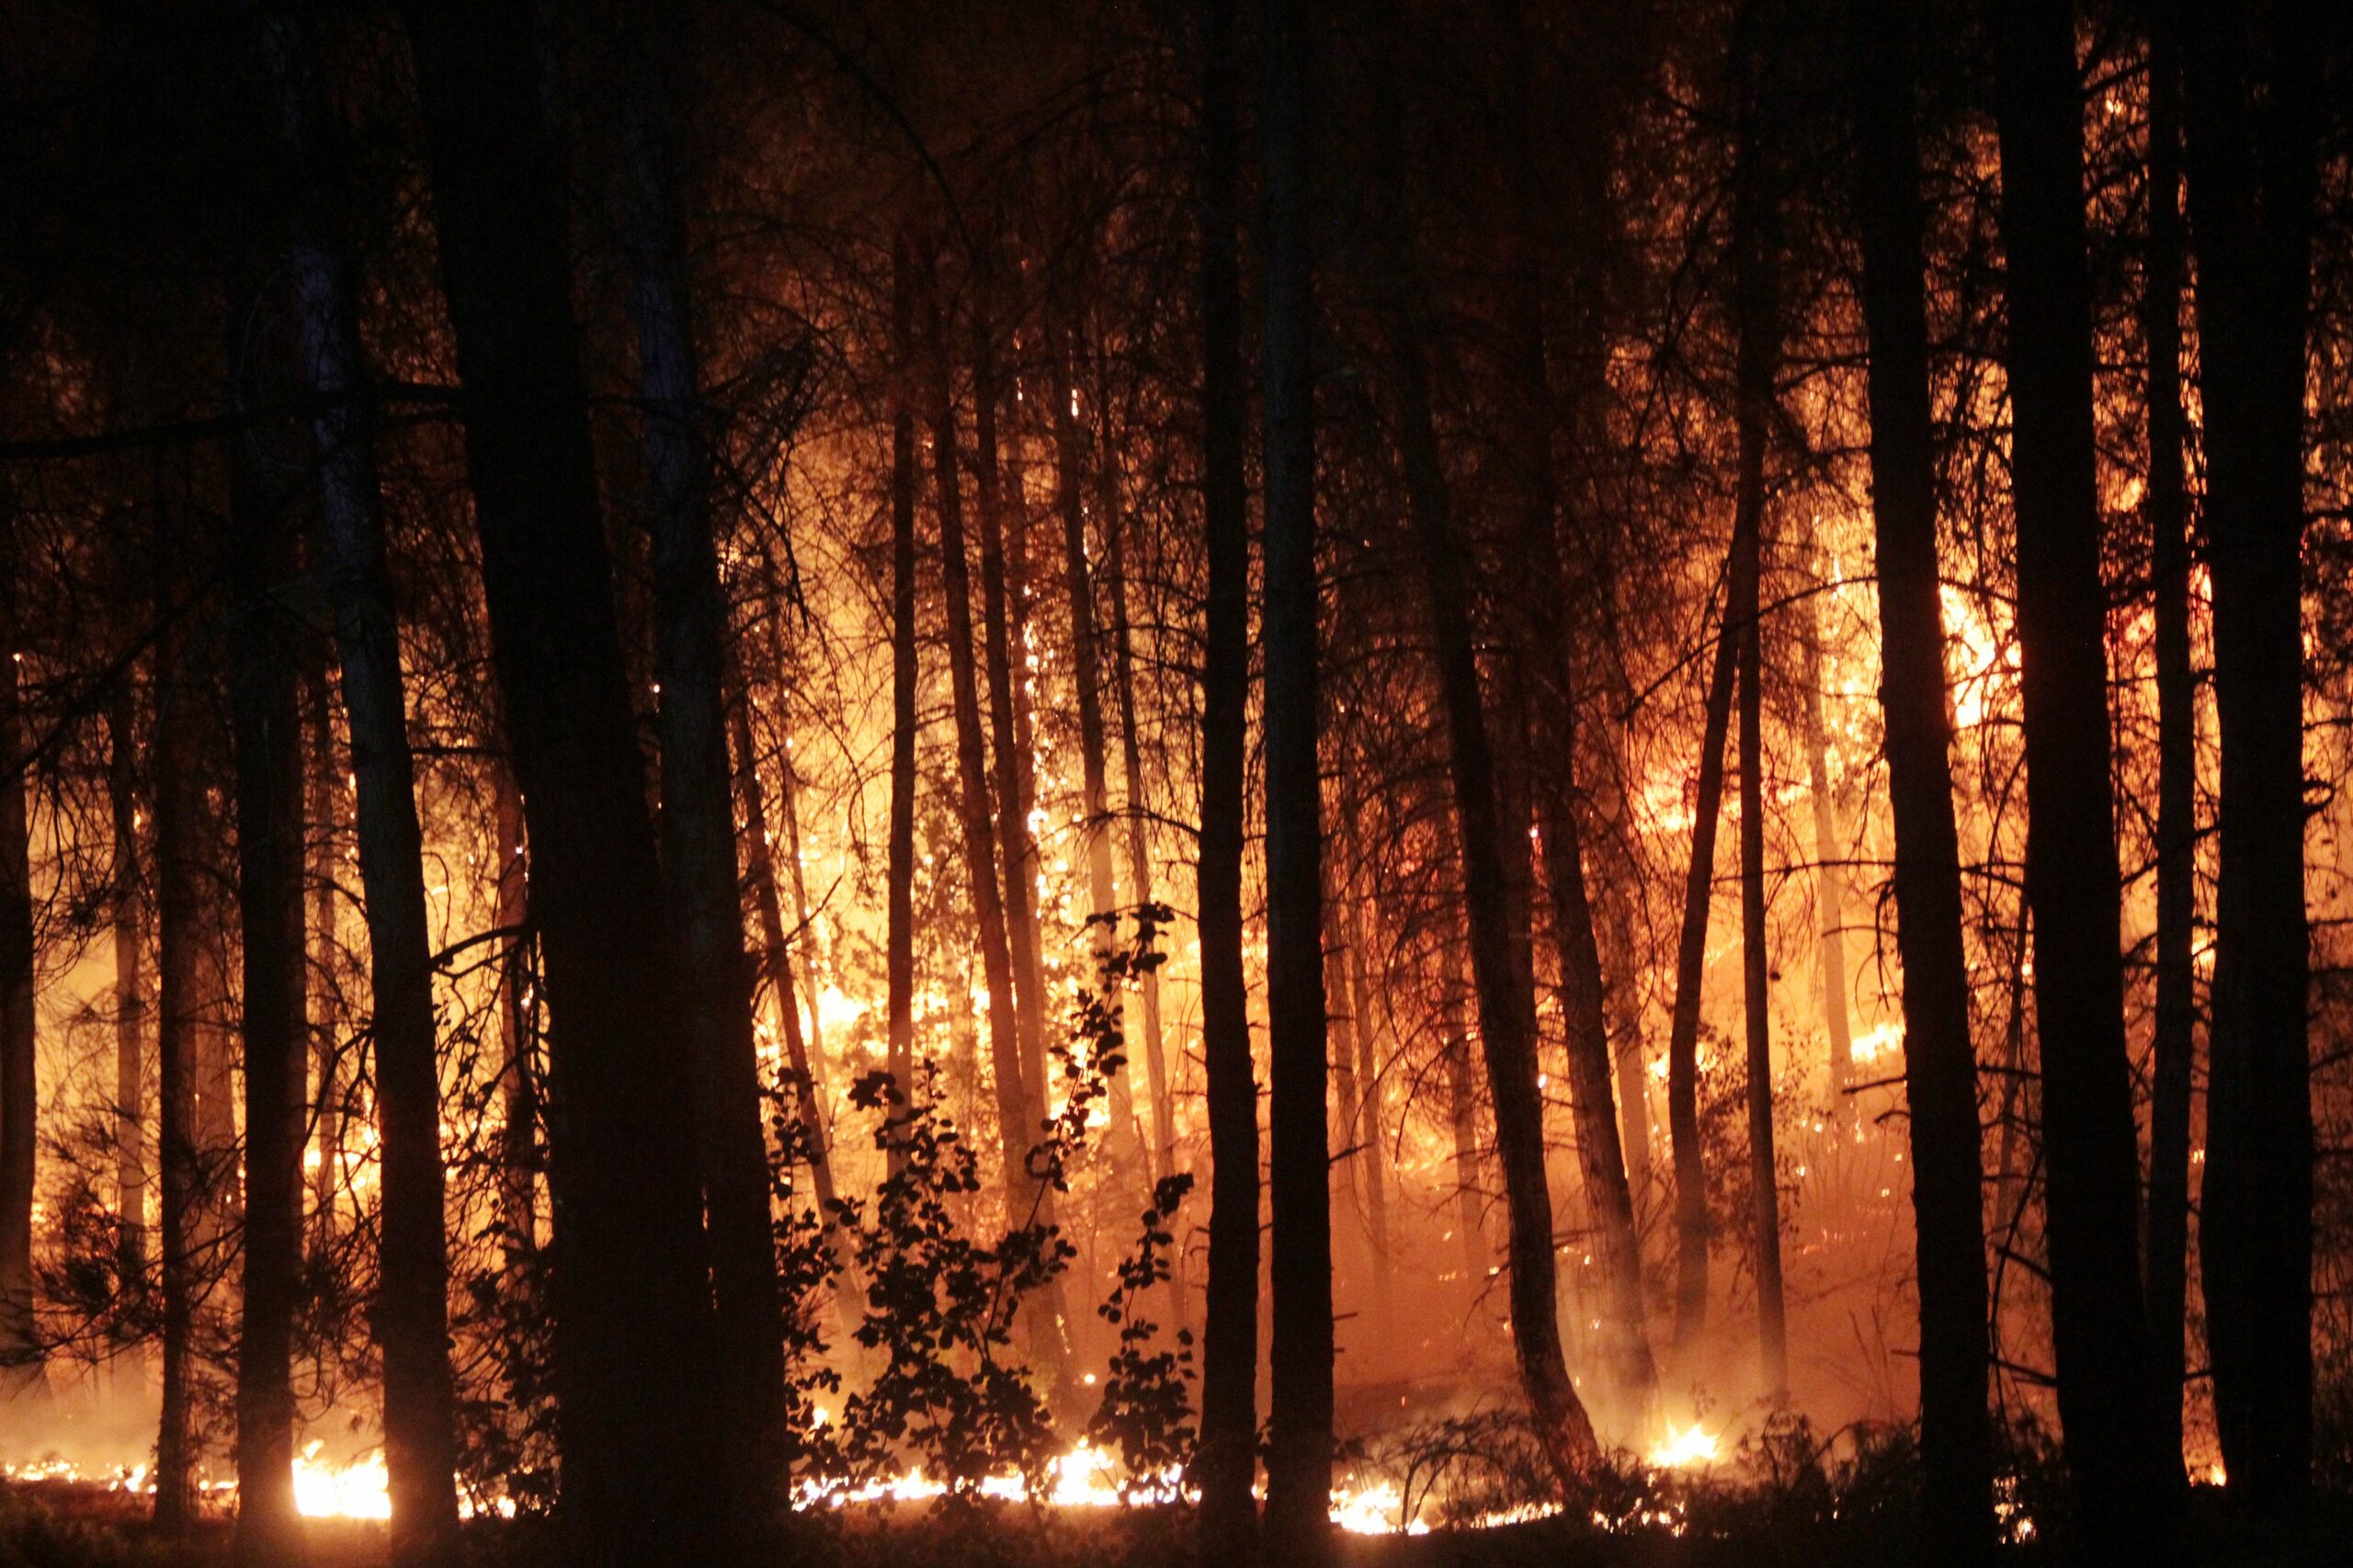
0,1 -> 2347,1566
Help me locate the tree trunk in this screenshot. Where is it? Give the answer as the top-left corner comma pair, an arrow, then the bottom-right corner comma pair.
0,536 -> 40,1390
1667,542 -> 1739,1354
1490,0 -> 1652,1409
730,667 -> 859,1324
617,42 -> 788,1525
915,244 -> 1065,1376
971,267 -> 1051,1117
1728,46 -> 1788,1391
1259,0 -> 1336,1552
302,667 -> 343,1257
493,768 -> 537,1262
109,684 -> 147,1287
1797,559 -> 1853,1125
2181,0 -> 2317,1510
1194,0 -> 1259,1545
1049,311 -> 1147,1176
227,403 -> 309,1568
401,8 -> 726,1560
1992,1 -> 2178,1550
265,28 -> 466,1537
886,235 -> 920,1174
1847,0 -> 1995,1548
1370,10 -> 1597,1488
2139,0 -> 2196,1482
150,533 -> 216,1533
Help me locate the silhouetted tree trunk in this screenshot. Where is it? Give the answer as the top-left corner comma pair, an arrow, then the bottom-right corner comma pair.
1050,311 -> 1148,1173
1099,431 -> 1173,1195
151,533 -> 211,1533
915,244 -> 1065,1377
493,767 -> 536,1262
226,397 -> 308,1568
1847,0 -> 1995,1549
302,667 -> 342,1256
1728,32 -> 1787,1391
1491,0 -> 1652,1408
731,668 -> 858,1325
1370,8 -> 1596,1488
266,23 -> 465,1541
2140,0 -> 2196,1479
0,535 -> 39,1388
1194,0 -> 1259,1548
1667,540 -> 1738,1353
110,684 -> 147,1285
2183,0 -> 2317,1511
401,7 -> 725,1561
1260,0 -> 1335,1552
887,235 -> 920,1173
1441,980 -> 1488,1299
617,39 -> 788,1526
1797,558 -> 1852,1124
972,267 -> 1051,1111
1992,0 -> 2177,1551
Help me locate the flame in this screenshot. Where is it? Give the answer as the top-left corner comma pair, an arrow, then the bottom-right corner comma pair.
1647,1423 -> 1721,1470
293,1443 -> 390,1520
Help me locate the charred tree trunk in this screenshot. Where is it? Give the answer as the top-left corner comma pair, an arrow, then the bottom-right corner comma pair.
1797,559 -> 1853,1124
1667,547 -> 1739,1354
493,769 -> 537,1261
226,404 -> 309,1568
150,537 -> 214,1533
1992,0 -> 2178,1550
1194,0 -> 1260,1546
971,268 -> 1051,1115
1049,312 -> 1146,1173
617,42 -> 788,1526
110,683 -> 147,1286
915,245 -> 1064,1375
1259,0 -> 1336,1552
1728,41 -> 1788,1392
0,539 -> 40,1389
301,667 -> 342,1256
730,668 -> 859,1323
1491,0 -> 1652,1409
267,27 -> 465,1541
1847,0 -> 1995,1548
887,236 -> 920,1171
402,7 -> 725,1561
2181,0 -> 2317,1511
1370,10 -> 1597,1487
2140,0 -> 2196,1480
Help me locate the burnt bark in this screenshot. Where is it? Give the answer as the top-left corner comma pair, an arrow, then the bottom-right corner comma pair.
1491,0 -> 1652,1409
401,6 -> 726,1560
1847,0 -> 1995,1548
2181,0 -> 2318,1509
110,683 -> 148,1286
617,39 -> 789,1523
1193,0 -> 1259,1549
226,395 -> 308,1568
267,23 -> 463,1541
2140,0 -> 2196,1479
1728,34 -> 1788,1390
0,533 -> 40,1389
1667,547 -> 1739,1354
1259,0 -> 1336,1554
887,235 -> 920,1171
1370,8 -> 1597,1488
1992,0 -> 2178,1550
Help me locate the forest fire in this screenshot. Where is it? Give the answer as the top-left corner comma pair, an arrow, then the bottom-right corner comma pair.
1,0 -> 2350,1566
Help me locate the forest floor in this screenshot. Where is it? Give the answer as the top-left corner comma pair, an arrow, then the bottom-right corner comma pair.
3,1483 -> 2350,1568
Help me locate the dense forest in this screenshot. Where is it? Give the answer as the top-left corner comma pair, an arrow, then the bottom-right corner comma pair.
0,0 -> 2348,1565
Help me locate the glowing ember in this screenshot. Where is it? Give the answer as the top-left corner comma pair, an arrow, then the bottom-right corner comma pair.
1648,1423 -> 1722,1470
